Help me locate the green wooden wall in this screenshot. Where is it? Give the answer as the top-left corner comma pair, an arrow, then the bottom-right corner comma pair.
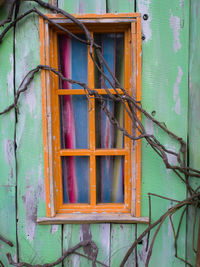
0,0 -> 199,266
187,0 -> 200,265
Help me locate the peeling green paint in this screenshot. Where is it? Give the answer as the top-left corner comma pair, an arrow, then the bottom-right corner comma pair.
0,0 -> 198,266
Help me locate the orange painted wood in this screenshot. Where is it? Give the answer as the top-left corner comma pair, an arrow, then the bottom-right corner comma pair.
94,149 -> 128,155
52,30 -> 65,213
45,13 -> 141,19
135,16 -> 142,217
39,17 -> 52,217
40,13 -> 142,217
37,214 -> 149,224
59,149 -> 128,156
56,89 -> 124,95
88,32 -> 96,207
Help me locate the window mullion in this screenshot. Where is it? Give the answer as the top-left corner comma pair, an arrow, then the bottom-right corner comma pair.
88,31 -> 96,207
124,29 -> 132,209
51,29 -> 62,214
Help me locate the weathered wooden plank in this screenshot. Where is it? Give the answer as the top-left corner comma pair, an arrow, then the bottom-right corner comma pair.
106,1 -> 136,266
37,214 -> 149,224
187,0 -> 200,265
58,1 -> 110,266
59,0 -> 106,14
0,186 -> 17,266
110,224 -> 136,267
136,0 -> 189,266
107,0 -> 135,13
0,2 -> 15,186
63,224 -> 110,266
14,2 -> 62,265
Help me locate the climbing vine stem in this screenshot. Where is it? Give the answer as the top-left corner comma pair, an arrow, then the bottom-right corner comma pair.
0,1 -> 199,266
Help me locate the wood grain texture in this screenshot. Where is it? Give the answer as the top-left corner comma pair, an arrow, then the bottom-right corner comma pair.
58,0 -> 106,14
107,0 -> 135,13
0,3 -> 15,186
63,224 -> 110,266
0,0 -> 196,266
49,0 -> 57,6
110,224 -> 136,267
0,187 -> 16,266
14,2 -> 62,265
58,2 -> 110,266
37,214 -> 149,224
136,0 -> 189,266
106,2 -> 137,266
187,0 -> 200,265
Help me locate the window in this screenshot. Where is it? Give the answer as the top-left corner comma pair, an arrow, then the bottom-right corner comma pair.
39,14 -> 145,223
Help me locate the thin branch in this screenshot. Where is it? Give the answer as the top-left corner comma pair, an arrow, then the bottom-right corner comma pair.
120,192 -> 200,266
7,240 -> 98,267
0,234 -> 13,247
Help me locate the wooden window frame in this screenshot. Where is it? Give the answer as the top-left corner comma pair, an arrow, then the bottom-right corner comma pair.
38,13 -> 148,224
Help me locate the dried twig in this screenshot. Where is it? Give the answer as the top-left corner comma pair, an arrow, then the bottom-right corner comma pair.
0,234 -> 13,247
7,240 -> 98,267
120,192 -> 200,266
0,1 -> 199,266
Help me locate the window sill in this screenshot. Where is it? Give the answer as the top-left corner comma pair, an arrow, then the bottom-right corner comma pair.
37,214 -> 149,224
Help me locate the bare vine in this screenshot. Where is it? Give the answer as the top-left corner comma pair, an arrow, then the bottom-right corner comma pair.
0,0 -> 199,266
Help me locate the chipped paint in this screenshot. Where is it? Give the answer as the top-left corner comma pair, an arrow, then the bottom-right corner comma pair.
94,1 -> 106,14
24,82 -> 36,115
72,254 -> 80,267
145,117 -> 154,135
78,0 -> 85,14
24,63 -> 36,115
50,225 -> 58,234
173,66 -> 183,115
139,237 -> 148,264
23,174 -> 38,242
16,109 -> 25,146
100,224 -> 110,264
170,11 -> 181,53
165,145 -> 178,172
7,54 -> 13,95
168,218 -> 173,236
38,164 -> 45,203
23,168 -> 45,242
80,224 -> 93,256
4,139 -> 13,179
138,0 -> 152,42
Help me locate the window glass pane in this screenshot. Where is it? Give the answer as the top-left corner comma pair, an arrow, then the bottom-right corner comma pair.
96,156 -> 124,203
94,33 -> 124,89
59,34 -> 88,89
62,156 -> 89,203
60,95 -> 89,149
95,96 -> 124,148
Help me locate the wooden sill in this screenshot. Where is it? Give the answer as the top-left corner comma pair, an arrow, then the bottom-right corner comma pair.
37,214 -> 149,224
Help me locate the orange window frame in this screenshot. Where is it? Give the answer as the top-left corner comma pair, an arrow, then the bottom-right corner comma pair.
39,13 -> 141,219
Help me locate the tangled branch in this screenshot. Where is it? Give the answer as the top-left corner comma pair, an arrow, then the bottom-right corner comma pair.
0,0 -> 199,266
7,240 -> 100,267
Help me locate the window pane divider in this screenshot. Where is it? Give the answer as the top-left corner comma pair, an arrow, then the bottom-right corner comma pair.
56,89 -> 124,95
60,149 -> 91,156
88,31 -> 96,207
59,149 -> 128,156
